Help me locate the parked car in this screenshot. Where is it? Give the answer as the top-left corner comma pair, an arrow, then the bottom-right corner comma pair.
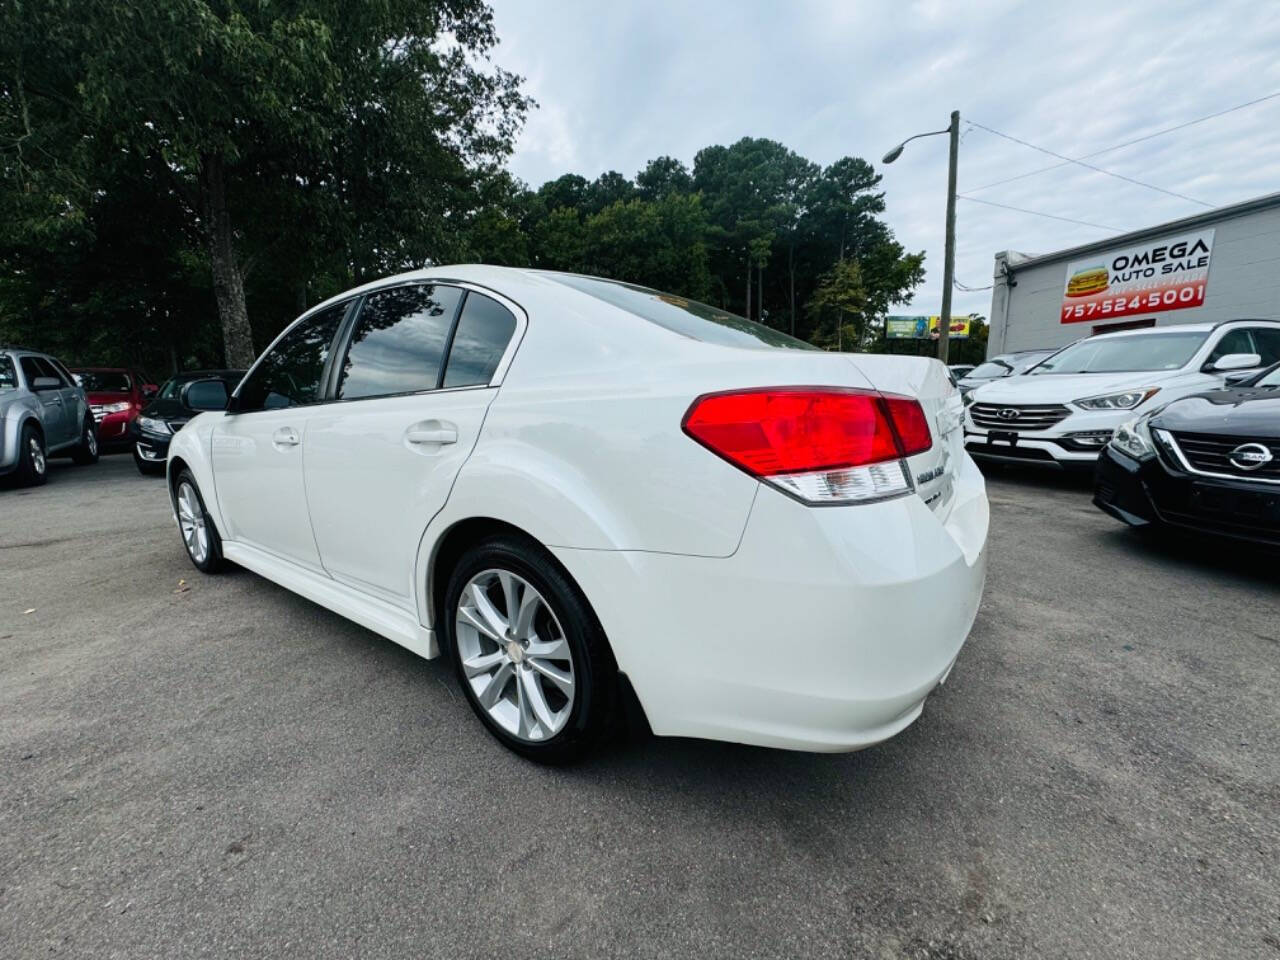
963,321 -> 1280,471
166,266 -> 989,762
131,369 -> 245,475
954,349 -> 1055,398
1095,361 -> 1280,548
1,346 -> 99,486
70,367 -> 157,449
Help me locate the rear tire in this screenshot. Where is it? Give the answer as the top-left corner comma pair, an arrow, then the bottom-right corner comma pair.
71,417 -> 99,465
174,469 -> 224,573
15,423 -> 47,487
443,533 -> 618,764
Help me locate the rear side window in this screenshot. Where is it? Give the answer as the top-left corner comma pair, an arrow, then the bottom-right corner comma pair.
337,285 -> 463,401
546,273 -> 816,351
0,356 -> 16,391
237,302 -> 347,411
443,293 -> 517,388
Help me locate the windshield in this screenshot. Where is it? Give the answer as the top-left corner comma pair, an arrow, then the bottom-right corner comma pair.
546,273 -> 817,350
0,356 -> 16,392
74,370 -> 132,392
968,359 -> 1013,379
1031,333 -> 1207,374
1252,365 -> 1280,389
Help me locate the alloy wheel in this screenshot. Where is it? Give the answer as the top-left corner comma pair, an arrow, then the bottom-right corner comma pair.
177,481 -> 209,564
86,427 -> 97,457
29,435 -> 45,475
455,568 -> 576,742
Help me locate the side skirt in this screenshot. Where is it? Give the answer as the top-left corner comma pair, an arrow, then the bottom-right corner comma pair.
222,541 -> 439,660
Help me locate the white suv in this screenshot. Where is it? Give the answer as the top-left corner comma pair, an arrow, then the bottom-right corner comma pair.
964,320 -> 1280,470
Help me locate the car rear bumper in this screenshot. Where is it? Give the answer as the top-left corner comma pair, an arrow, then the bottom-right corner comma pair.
553,453 -> 989,752
1094,444 -> 1280,548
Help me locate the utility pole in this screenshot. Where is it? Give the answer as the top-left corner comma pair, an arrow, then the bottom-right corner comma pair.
937,110 -> 960,365
882,108 -> 962,364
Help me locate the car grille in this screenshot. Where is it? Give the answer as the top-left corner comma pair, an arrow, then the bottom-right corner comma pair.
969,402 -> 1071,431
1168,432 -> 1280,480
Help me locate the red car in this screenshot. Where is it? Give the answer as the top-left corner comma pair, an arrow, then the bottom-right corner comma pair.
70,367 -> 158,448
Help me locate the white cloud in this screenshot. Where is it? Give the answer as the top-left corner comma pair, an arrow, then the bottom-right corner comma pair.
489,0 -> 1280,320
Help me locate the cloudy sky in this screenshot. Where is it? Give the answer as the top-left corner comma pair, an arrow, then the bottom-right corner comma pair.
487,0 -> 1280,318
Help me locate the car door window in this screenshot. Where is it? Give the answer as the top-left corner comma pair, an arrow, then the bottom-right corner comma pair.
19,357 -> 49,388
1207,329 -> 1254,363
236,303 -> 348,412
442,292 -> 517,388
0,356 -> 16,391
1247,328 -> 1280,365
336,284 -> 463,401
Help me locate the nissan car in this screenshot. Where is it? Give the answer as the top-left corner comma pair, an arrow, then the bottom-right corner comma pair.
1095,361 -> 1280,548
132,369 -> 245,475
964,321 -> 1280,470
166,266 -> 989,762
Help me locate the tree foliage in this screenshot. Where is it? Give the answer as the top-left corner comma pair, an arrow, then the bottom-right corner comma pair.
2,6 -> 927,372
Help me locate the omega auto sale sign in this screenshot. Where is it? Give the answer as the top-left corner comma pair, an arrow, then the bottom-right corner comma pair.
1060,229 -> 1214,324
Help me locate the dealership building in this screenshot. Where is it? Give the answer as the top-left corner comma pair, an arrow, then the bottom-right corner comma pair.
985,190 -> 1280,356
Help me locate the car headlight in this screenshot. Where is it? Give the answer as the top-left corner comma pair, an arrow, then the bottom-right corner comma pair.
138,416 -> 172,435
1109,415 -> 1155,461
102,401 -> 133,414
1074,388 -> 1159,411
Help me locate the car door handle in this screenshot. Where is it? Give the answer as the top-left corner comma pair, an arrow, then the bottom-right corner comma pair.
406,422 -> 458,446
272,427 -> 301,447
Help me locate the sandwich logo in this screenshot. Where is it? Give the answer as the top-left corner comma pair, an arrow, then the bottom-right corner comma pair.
1060,229 -> 1214,325
1065,266 -> 1109,298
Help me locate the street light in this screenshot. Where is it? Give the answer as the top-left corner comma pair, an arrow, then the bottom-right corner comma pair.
883,109 -> 960,364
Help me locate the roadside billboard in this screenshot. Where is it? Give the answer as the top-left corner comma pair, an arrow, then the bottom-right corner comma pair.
1060,229 -> 1214,324
885,315 -> 972,339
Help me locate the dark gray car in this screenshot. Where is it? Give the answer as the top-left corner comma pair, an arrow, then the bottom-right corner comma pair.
0,347 -> 99,486
956,348 -> 1056,399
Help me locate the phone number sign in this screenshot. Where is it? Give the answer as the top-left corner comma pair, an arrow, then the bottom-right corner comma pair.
1060,229 -> 1214,324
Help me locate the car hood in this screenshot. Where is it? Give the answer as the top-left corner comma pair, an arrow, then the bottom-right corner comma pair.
1153,389 -> 1280,439
970,370 -> 1186,404
85,391 -> 132,405
141,397 -> 189,422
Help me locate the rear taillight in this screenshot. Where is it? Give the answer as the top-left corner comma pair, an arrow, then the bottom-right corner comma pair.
682,387 -> 933,505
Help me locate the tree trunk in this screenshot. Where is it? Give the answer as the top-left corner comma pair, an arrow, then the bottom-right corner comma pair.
744,253 -> 752,321
200,154 -> 256,368
757,263 -> 764,326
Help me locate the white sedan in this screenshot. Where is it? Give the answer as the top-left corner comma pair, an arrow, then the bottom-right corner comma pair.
168,266 -> 988,762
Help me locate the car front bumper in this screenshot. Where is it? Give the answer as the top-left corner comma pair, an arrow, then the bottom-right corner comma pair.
964,407 -> 1130,469
1094,444 -> 1280,549
553,452 -> 989,752
95,410 -> 137,445
130,423 -> 172,463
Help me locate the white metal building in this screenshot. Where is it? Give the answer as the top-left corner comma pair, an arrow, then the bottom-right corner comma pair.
986,190 -> 1280,356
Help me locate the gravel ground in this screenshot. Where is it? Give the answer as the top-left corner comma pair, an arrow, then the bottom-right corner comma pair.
1,454 -> 1277,959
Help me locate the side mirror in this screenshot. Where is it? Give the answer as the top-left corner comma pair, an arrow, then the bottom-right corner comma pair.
182,378 -> 229,412
31,376 -> 61,391
1205,352 -> 1261,373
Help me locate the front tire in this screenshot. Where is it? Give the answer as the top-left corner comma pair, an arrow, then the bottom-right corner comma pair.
443,533 -> 618,763
71,417 -> 99,465
15,423 -> 47,486
174,469 -> 224,573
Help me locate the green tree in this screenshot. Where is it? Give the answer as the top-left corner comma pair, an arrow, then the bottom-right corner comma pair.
2,0 -> 530,367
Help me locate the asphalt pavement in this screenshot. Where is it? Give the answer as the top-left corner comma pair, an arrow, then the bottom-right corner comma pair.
1,454 -> 1277,959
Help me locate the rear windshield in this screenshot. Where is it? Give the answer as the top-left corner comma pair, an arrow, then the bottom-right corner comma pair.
546,273 -> 816,351
74,370 -> 132,392
1031,333 -> 1207,374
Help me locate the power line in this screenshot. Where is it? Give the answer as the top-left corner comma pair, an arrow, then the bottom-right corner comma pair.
965,90 -> 1280,195
954,279 -> 992,292
967,120 -> 1213,207
957,195 -> 1122,232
